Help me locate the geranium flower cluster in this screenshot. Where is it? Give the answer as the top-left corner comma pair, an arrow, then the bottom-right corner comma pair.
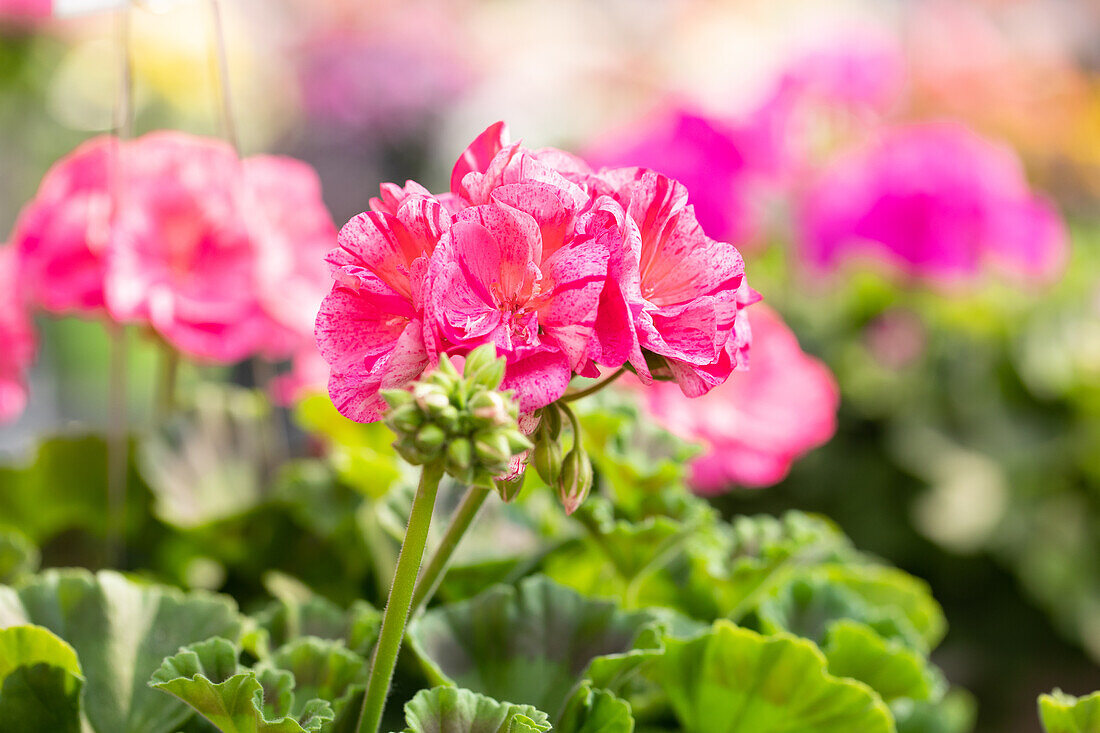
10,132 -> 335,365
316,122 -> 759,424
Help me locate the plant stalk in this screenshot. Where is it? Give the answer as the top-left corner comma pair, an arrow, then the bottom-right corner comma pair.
356,463 -> 444,733
409,484 -> 491,617
560,366 -> 625,402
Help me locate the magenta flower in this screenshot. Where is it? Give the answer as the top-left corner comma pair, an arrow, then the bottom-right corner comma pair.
427,196 -> 612,411
639,305 -> 838,492
585,110 -> 760,245
799,122 -> 1068,285
317,121 -> 758,423
11,136 -> 116,315
587,167 -> 759,397
0,246 -> 36,424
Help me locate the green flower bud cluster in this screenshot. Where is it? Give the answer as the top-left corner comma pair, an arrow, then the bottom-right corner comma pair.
382,345 -> 533,489
532,402 -> 593,515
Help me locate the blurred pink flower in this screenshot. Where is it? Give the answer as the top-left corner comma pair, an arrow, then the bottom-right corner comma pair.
0,0 -> 50,19
640,304 -> 838,492
12,132 -> 336,365
0,246 -> 36,424
11,136 -> 116,314
245,155 -> 338,353
798,122 -> 1068,285
585,111 -> 760,245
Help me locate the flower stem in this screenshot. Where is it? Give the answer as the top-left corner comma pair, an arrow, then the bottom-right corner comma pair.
560,366 -> 626,403
156,344 -> 179,420
409,484 -> 490,617
357,463 -> 443,733
106,322 -> 128,568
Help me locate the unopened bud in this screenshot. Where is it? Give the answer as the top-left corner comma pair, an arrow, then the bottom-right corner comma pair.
462,344 -> 498,379
381,389 -> 413,410
388,403 -> 424,434
533,435 -> 563,485
558,447 -> 593,515
541,404 -> 562,440
474,432 -> 511,469
495,469 -> 526,502
468,391 -> 510,426
415,424 -> 446,453
446,438 -> 473,472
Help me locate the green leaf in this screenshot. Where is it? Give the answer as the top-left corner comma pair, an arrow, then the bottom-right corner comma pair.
0,661 -> 85,732
0,624 -> 82,682
0,625 -> 84,732
397,686 -> 552,733
253,593 -> 381,658
294,394 -> 403,499
0,435 -> 150,543
556,681 -> 634,733
609,621 -> 895,733
407,575 -> 658,719
816,566 -> 946,652
1039,689 -> 1100,732
150,637 -> 334,733
266,637 -> 367,718
823,620 -> 943,704
893,689 -> 976,733
137,384 -> 277,528
0,568 -> 243,733
717,512 -> 856,621
0,527 -> 39,584
756,575 -> 924,651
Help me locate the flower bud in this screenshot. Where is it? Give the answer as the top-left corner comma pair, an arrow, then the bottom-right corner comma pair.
533,434 -> 563,485
462,344 -> 499,379
468,390 -> 510,427
541,404 -> 562,440
381,389 -> 413,410
495,470 -> 526,502
388,403 -> 424,434
473,431 -> 512,469
414,424 -> 446,453
446,438 -> 473,473
558,446 -> 593,515
467,357 -> 507,393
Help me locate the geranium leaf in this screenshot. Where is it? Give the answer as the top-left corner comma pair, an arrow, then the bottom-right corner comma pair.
0,569 -> 242,733
0,625 -> 84,732
252,593 -> 381,658
1039,689 -> 1100,732
266,637 -> 367,718
407,575 -> 659,720
397,686 -> 552,733
893,689 -> 976,733
0,527 -> 38,584
823,620 -> 944,704
150,637 -> 334,733
556,681 -> 634,733
601,621 -> 894,733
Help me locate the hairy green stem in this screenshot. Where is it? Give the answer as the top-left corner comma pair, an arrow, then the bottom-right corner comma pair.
560,366 -> 626,403
357,463 -> 443,733
410,484 -> 491,617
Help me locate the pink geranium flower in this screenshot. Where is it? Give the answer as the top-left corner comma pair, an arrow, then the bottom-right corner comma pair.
798,122 -> 1068,285
586,167 -> 759,397
12,131 -> 336,365
0,246 -> 36,424
428,195 -> 612,411
11,136 -> 116,314
317,121 -> 758,423
639,305 -> 838,492
315,191 -> 448,422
